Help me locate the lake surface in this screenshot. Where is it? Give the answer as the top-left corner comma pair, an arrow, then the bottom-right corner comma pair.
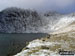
0,33 -> 48,56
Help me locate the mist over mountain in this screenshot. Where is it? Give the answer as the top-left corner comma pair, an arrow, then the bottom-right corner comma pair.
0,7 -> 75,33
0,7 -> 43,33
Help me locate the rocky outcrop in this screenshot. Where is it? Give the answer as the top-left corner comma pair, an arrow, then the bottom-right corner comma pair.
14,30 -> 75,56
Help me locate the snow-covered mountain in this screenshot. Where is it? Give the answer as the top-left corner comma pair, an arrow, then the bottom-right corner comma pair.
0,7 -> 60,33
0,7 -> 75,34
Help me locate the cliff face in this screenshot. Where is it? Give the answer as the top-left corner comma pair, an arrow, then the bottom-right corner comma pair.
0,7 -> 43,33
0,7 -> 62,33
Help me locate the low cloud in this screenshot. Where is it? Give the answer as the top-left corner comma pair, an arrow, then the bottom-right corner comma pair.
0,0 -> 75,13
0,0 -> 45,11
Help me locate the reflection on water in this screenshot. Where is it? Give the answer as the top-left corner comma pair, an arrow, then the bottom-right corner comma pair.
0,33 -> 48,56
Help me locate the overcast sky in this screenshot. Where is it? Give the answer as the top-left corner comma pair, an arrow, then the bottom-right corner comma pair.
0,0 -> 75,14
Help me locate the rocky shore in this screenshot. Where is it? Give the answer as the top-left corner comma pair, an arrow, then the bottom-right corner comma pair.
14,31 -> 75,56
